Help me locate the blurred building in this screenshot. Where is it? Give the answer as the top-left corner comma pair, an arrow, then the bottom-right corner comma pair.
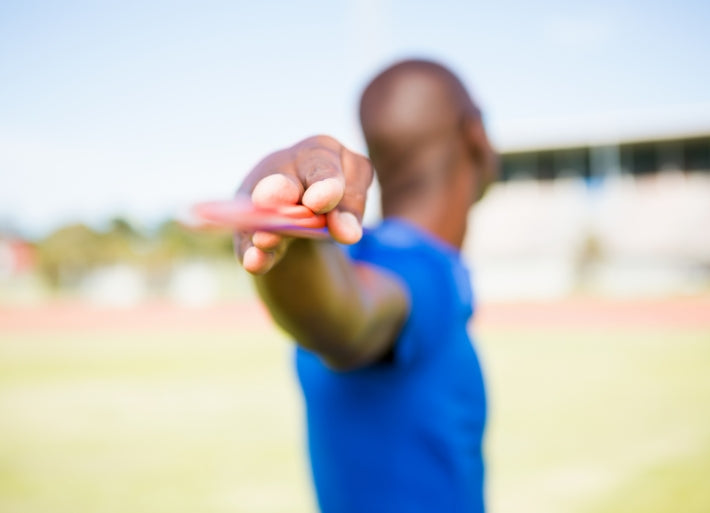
0,236 -> 45,303
468,107 -> 710,300
0,237 -> 35,278
79,265 -> 148,307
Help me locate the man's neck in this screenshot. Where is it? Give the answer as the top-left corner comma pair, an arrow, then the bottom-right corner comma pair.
382,193 -> 467,249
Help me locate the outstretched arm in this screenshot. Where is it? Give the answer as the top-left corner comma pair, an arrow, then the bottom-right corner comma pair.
235,136 -> 408,370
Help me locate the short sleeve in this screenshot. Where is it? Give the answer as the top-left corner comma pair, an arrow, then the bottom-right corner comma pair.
347,221 -> 469,368
383,251 -> 453,366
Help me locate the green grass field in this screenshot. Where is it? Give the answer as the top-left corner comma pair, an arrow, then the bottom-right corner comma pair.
1,302 -> 709,513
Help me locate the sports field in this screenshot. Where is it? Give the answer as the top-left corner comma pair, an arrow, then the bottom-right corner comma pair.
1,297 -> 709,513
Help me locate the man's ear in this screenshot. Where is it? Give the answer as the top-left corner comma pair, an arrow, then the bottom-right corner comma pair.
464,117 -> 499,202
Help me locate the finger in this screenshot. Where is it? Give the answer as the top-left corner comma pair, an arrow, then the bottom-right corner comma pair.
297,147 -> 345,213
252,230 -> 284,251
242,246 -> 276,275
243,234 -> 293,274
251,173 -> 303,207
326,209 -> 363,245
327,149 -> 373,244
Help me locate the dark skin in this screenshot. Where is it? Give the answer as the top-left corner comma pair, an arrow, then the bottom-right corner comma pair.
236,60 -> 497,370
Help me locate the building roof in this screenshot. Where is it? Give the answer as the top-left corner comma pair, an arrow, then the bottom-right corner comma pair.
489,103 -> 710,153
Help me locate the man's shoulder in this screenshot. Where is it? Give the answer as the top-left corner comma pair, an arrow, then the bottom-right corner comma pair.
354,218 -> 458,260
350,219 -> 465,285
350,218 -> 473,317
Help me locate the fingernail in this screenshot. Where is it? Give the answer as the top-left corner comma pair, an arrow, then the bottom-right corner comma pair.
336,211 -> 362,242
302,178 -> 344,213
243,246 -> 275,275
252,174 -> 301,206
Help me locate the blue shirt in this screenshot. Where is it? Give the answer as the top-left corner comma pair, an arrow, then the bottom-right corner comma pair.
296,218 -> 487,513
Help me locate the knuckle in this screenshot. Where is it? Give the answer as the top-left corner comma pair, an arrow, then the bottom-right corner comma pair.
297,149 -> 341,184
346,189 -> 367,207
359,159 -> 375,184
342,149 -> 374,187
297,135 -> 339,153
308,134 -> 339,148
299,146 -> 338,164
306,164 -> 336,184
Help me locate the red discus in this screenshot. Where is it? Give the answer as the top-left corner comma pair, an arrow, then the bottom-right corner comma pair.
191,195 -> 329,239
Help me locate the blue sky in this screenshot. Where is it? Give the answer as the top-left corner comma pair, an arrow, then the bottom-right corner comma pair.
1,0 -> 709,235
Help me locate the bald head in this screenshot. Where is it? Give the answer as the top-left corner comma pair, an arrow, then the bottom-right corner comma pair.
358,59 -> 496,247
359,60 -> 481,179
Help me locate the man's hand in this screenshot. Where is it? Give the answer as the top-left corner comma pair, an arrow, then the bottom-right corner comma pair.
234,135 -> 406,369
236,135 -> 374,274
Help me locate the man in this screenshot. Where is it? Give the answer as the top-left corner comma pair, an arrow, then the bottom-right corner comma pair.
235,59 -> 497,513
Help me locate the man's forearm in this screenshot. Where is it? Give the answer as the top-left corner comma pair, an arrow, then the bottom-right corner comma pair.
253,238 -> 406,370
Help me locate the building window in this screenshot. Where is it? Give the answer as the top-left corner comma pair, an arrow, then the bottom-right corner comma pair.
553,148 -> 590,179
630,143 -> 658,175
683,138 -> 710,171
501,153 -> 537,181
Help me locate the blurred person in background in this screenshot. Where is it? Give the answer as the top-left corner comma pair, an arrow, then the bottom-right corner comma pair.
235,59 -> 497,513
